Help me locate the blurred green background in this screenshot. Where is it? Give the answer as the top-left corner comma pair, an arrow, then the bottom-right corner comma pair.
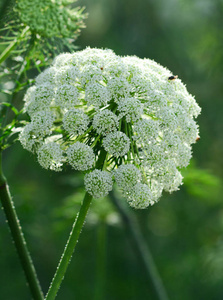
1,0 -> 223,299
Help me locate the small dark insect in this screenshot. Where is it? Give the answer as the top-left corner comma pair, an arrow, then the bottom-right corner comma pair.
100,67 -> 104,70
196,136 -> 200,142
168,75 -> 178,81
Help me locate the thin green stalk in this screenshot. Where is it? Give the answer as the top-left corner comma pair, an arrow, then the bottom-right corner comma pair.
0,152 -> 44,300
45,149 -> 107,300
0,26 -> 29,65
109,190 -> 170,300
45,192 -> 93,300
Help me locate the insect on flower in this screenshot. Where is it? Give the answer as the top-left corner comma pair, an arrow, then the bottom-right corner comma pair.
168,75 -> 178,81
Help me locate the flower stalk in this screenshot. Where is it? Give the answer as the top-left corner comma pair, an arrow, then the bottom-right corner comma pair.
0,152 -> 44,300
45,191 -> 93,300
45,149 -> 107,300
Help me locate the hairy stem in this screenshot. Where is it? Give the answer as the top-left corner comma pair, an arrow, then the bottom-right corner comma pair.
45,192 -> 93,300
45,149 -> 107,300
0,152 -> 44,300
109,190 -> 169,300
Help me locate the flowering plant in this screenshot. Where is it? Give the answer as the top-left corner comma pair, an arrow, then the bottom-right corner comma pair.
20,47 -> 201,209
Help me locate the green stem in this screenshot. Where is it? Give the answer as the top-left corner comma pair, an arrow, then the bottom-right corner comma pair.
0,26 -> 30,65
0,152 -> 44,300
45,192 -> 93,300
109,190 -> 169,300
45,149 -> 107,300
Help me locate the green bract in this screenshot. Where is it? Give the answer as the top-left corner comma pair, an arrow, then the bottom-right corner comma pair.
19,47 -> 201,208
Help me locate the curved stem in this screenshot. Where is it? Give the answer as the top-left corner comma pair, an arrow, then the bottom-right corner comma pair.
109,190 -> 170,300
45,192 -> 93,300
0,152 -> 44,300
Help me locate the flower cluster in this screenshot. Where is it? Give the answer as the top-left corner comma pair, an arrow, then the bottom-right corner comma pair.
15,0 -> 86,38
19,47 -> 201,208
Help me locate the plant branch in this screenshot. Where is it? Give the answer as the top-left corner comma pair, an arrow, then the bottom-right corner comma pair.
109,190 -> 170,300
0,152 -> 44,300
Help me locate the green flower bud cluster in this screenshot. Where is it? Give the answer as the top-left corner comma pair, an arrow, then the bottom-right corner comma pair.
15,0 -> 86,38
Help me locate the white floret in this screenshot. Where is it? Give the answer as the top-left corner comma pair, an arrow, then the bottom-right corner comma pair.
67,142 -> 95,171
118,97 -> 144,123
92,109 -> 119,135
62,109 -> 89,136
25,83 -> 55,116
127,183 -> 155,209
31,110 -> 55,137
84,169 -> 113,198
85,80 -> 112,109
114,164 -> 142,191
19,124 -> 42,152
55,84 -> 79,109
37,142 -> 64,171
103,131 -> 130,157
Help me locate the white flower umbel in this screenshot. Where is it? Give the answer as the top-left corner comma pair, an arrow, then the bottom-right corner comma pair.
114,164 -> 142,191
92,110 -> 119,135
31,111 -> 55,137
103,131 -> 130,157
37,142 -> 64,171
67,142 -> 95,171
118,97 -> 144,122
20,47 -> 201,208
127,183 -> 155,209
84,170 -> 113,198
55,84 -> 79,109
19,124 -> 41,152
24,84 -> 55,116
63,109 -> 89,136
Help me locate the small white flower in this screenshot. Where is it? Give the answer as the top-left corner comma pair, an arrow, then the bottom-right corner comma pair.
127,183 -> 155,209
67,142 -> 95,171
84,169 -> 113,198
63,109 -> 89,136
85,81 -> 112,109
118,97 -> 144,123
92,109 -> 119,135
37,142 -> 64,171
25,83 -> 55,116
103,131 -> 130,157
55,84 -> 79,109
19,124 -> 42,152
31,110 -> 55,137
114,164 -> 141,191
133,118 -> 160,142
35,67 -> 57,86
